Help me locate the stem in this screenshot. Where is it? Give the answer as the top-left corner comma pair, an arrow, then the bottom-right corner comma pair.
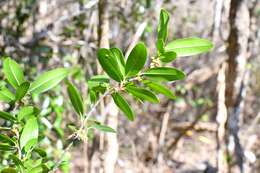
50,90 -> 111,172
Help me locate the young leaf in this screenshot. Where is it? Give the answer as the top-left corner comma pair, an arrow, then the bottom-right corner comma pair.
87,75 -> 109,93
159,51 -> 177,63
0,111 -> 16,122
15,82 -> 30,101
143,80 -> 175,99
17,106 -> 39,122
125,85 -> 159,103
165,37 -> 214,57
29,68 -> 69,94
3,58 -> 25,89
0,87 -> 15,103
0,134 -> 16,146
125,42 -> 147,77
157,9 -> 170,42
19,117 -> 38,150
33,147 -> 47,157
27,164 -> 49,173
112,92 -> 135,121
91,123 -> 116,133
66,81 -> 84,116
97,48 -> 124,82
143,67 -> 185,82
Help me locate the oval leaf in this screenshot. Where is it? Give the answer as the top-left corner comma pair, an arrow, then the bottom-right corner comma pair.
165,37 -> 213,57
91,122 -> 116,133
3,58 -> 25,89
19,117 -> 38,150
97,48 -> 124,82
0,144 -> 16,151
112,92 -> 135,121
17,106 -> 39,122
29,68 -> 69,94
0,87 -> 15,103
15,82 -> 30,101
143,80 -> 175,99
66,81 -> 84,116
159,51 -> 177,63
125,42 -> 147,77
143,67 -> 185,82
0,111 -> 16,122
125,85 -> 159,103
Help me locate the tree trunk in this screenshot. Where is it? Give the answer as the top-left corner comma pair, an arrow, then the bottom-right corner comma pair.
225,0 -> 250,172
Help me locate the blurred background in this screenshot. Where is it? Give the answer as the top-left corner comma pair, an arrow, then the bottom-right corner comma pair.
0,0 -> 259,172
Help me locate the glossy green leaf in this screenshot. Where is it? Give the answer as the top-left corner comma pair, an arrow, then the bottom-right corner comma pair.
158,9 -> 169,42
143,80 -> 175,99
87,75 -> 109,93
17,106 -> 39,122
89,90 -> 97,104
33,147 -> 47,157
29,68 -> 69,94
143,67 -> 185,82
110,47 -> 125,75
97,48 -> 124,82
156,39 -> 164,54
1,168 -> 17,173
125,42 -> 147,77
165,37 -> 214,57
0,134 -> 16,146
3,58 -> 25,89
159,51 -> 177,63
15,82 -> 30,101
28,164 -> 49,173
112,92 -> 135,121
91,122 -> 116,133
0,143 -> 16,151
126,85 -> 159,103
9,155 -> 24,170
66,81 -> 84,116
0,111 -> 16,122
19,117 -> 38,150
0,87 -> 15,103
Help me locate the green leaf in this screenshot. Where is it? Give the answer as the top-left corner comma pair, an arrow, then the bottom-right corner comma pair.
29,68 -> 69,94
66,81 -> 84,116
0,143 -> 16,151
19,117 -> 38,150
143,80 -> 175,99
125,42 -> 147,77
125,85 -> 159,103
33,147 -> 47,157
0,134 -> 16,146
0,87 -> 15,103
112,92 -> 135,121
0,111 -> 16,122
91,123 -> 116,133
165,37 -> 214,57
156,39 -> 164,54
9,155 -> 24,170
15,82 -> 30,101
143,67 -> 185,82
159,51 -> 177,63
97,48 -> 125,82
87,75 -> 109,93
28,164 -> 49,173
17,106 -> 39,122
110,47 -> 125,75
3,58 -> 25,89
89,90 -> 97,104
1,168 -> 17,173
157,9 -> 170,42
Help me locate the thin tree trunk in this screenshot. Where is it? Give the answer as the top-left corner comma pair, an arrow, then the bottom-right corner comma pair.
98,1 -> 119,173
225,0 -> 250,172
